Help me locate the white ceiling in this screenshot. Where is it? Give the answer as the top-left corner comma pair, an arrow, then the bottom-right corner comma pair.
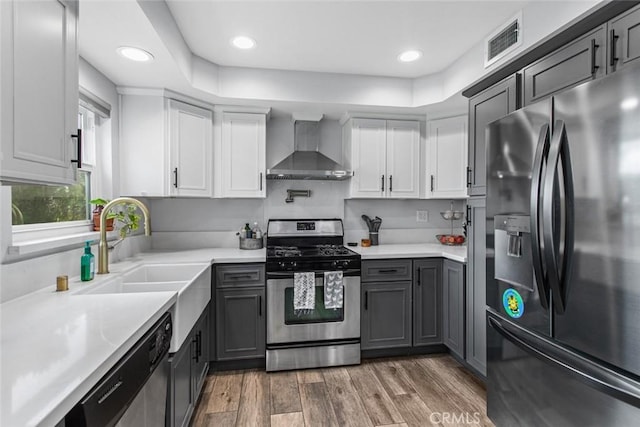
165,0 -> 528,78
78,0 -> 534,118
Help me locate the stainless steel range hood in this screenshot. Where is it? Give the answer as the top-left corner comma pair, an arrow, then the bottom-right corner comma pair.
266,117 -> 353,180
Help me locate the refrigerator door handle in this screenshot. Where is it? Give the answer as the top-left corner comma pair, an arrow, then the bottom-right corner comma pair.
530,123 -> 551,310
488,313 -> 640,409
542,120 -> 575,314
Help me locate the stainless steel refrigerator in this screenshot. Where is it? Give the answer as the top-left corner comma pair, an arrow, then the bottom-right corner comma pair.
486,62 -> 640,426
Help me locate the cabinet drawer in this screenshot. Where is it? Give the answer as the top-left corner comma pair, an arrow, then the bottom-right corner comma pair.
215,264 -> 265,288
362,260 -> 412,282
523,26 -> 605,105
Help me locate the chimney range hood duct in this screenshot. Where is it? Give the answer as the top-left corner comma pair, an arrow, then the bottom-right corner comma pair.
266,118 -> 353,180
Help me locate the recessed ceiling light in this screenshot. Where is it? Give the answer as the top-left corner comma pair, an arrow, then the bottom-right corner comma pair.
398,50 -> 423,63
231,36 -> 256,50
621,97 -> 639,111
117,46 -> 154,62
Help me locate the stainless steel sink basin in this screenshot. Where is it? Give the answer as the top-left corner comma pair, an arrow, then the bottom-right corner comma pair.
73,262 -> 211,352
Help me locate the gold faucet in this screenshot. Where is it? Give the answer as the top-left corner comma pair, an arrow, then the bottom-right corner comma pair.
98,197 -> 151,274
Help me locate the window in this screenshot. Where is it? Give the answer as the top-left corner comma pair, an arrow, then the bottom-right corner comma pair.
10,106 -> 97,226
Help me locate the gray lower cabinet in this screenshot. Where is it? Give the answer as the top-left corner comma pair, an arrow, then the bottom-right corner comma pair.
466,197 -> 487,376
609,4 -> 640,73
361,281 -> 412,350
523,25 -> 606,106
168,306 -> 209,427
467,74 -> 520,197
214,264 -> 266,361
413,259 -> 442,346
443,260 -> 465,360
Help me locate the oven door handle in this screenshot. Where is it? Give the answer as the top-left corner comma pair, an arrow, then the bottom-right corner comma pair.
266,269 -> 361,279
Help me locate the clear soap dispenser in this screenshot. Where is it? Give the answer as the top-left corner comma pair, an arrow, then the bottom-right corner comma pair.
81,241 -> 95,281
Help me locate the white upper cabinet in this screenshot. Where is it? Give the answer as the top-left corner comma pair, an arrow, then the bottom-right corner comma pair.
120,92 -> 213,197
218,112 -> 266,198
344,118 -> 420,199
386,120 -> 421,198
426,115 -> 468,199
1,0 -> 79,185
168,100 -> 213,197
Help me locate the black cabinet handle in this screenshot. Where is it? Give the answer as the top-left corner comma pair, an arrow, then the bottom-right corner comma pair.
260,172 -> 263,191
378,269 -> 398,274
466,205 -> 471,227
71,129 -> 82,168
258,295 -> 262,316
227,274 -> 254,280
192,336 -> 199,363
197,331 -> 202,358
591,39 -> 600,75
430,175 -> 435,192
466,166 -> 472,187
364,291 -> 368,310
381,175 -> 385,192
417,268 -> 421,286
610,29 -> 619,67
173,168 -> 178,188
389,175 -> 393,192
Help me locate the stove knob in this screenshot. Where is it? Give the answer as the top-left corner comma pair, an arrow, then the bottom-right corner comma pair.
331,260 -> 339,268
342,260 -> 350,268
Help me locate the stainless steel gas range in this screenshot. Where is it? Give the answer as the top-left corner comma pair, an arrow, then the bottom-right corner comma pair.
265,219 -> 361,372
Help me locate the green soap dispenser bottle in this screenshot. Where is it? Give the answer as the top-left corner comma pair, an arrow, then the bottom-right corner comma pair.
81,241 -> 95,281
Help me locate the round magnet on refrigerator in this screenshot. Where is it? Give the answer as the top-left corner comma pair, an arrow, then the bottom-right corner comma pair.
503,288 -> 524,319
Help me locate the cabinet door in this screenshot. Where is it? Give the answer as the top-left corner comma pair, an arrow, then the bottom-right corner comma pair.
443,259 -> 465,360
609,5 -> 640,73
216,287 -> 265,360
169,339 -> 193,427
220,112 -> 266,198
1,0 -> 79,185
468,75 -> 519,197
426,116 -> 468,199
349,119 -> 387,198
386,120 -> 420,199
523,26 -> 606,105
169,100 -> 212,197
466,197 -> 487,376
413,259 -> 443,346
192,308 -> 209,399
361,282 -> 412,350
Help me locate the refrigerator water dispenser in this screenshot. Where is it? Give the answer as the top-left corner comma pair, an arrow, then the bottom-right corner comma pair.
494,214 -> 534,291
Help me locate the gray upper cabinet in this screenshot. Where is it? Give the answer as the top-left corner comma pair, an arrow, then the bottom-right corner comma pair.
413,259 -> 442,347
608,4 -> 640,73
467,75 -> 520,197
214,264 -> 266,361
523,26 -> 606,106
443,260 -> 465,360
466,198 -> 487,376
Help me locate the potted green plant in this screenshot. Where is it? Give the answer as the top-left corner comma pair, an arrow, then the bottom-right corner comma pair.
90,198 -> 115,231
112,204 -> 142,239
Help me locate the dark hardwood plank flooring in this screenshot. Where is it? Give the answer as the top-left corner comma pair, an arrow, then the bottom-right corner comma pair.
191,354 -> 493,427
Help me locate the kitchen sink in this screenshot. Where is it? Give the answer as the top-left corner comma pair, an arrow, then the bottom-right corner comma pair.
74,262 -> 211,352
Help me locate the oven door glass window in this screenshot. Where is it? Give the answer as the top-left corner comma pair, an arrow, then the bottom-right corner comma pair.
284,286 -> 344,324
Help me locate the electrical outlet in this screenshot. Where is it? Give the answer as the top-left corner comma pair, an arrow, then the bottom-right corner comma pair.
416,210 -> 429,222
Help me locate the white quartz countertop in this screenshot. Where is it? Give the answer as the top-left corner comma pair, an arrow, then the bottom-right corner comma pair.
350,243 -> 467,263
0,247 -> 265,427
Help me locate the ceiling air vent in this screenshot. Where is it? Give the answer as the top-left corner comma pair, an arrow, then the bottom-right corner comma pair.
485,12 -> 522,68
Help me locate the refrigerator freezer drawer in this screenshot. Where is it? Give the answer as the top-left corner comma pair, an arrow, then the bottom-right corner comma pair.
487,311 -> 640,426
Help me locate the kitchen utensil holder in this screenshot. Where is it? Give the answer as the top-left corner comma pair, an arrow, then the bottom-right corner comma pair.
369,232 -> 379,246
239,236 -> 263,250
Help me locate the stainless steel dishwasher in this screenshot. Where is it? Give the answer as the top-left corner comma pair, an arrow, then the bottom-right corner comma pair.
65,312 -> 172,427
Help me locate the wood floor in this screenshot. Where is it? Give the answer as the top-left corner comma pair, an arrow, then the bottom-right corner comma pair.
191,355 -> 494,427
